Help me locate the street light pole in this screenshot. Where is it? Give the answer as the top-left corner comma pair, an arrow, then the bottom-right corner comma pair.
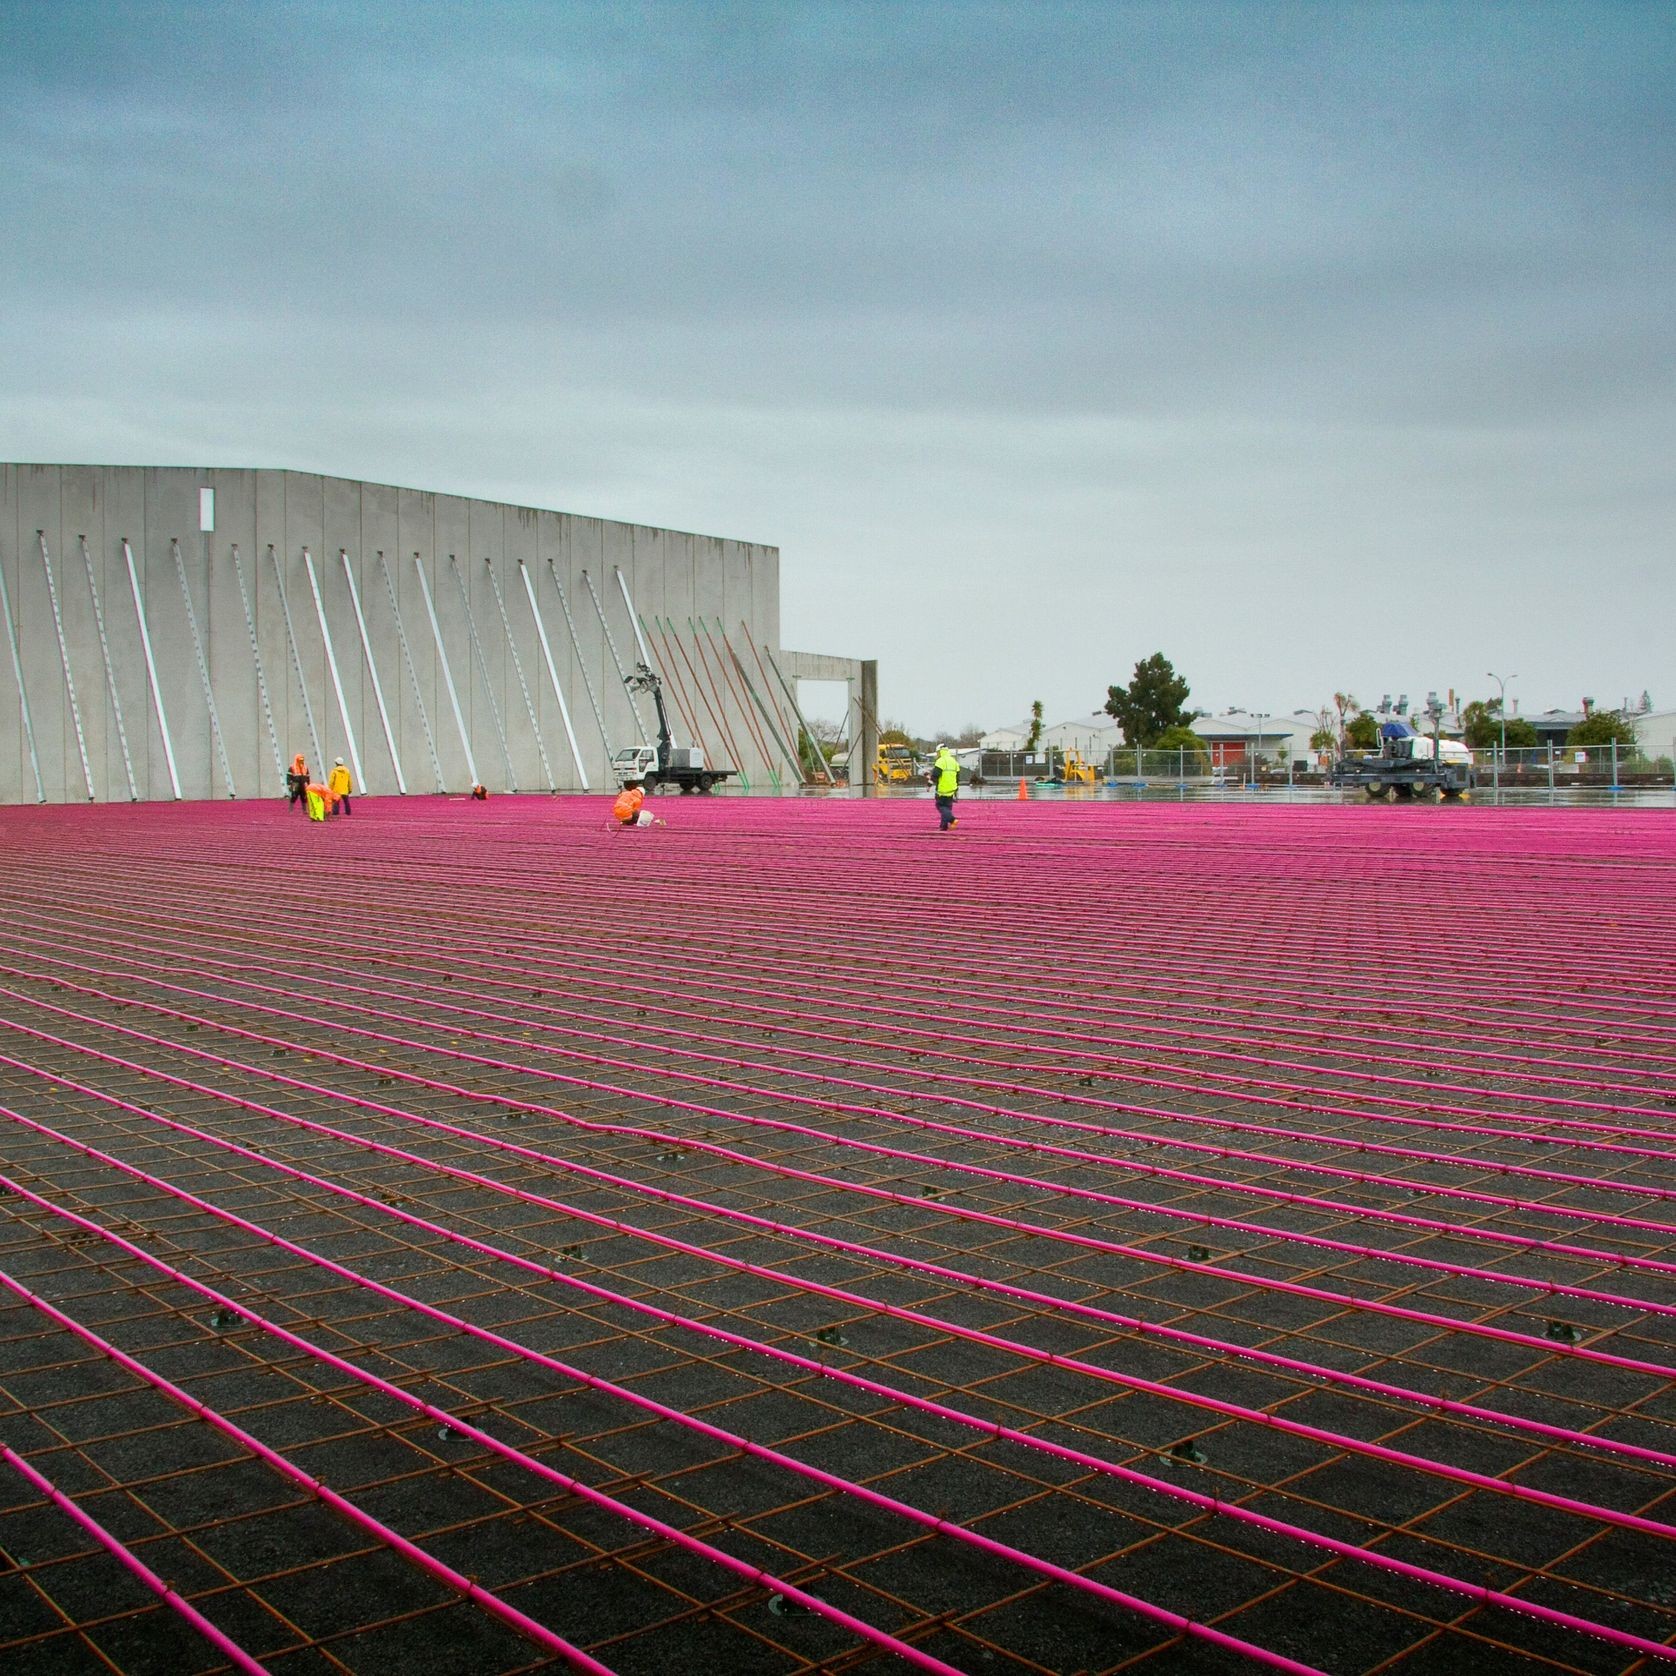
1487,670 -> 1517,768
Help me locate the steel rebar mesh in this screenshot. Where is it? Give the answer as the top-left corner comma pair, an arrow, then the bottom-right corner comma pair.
0,795 -> 1672,1675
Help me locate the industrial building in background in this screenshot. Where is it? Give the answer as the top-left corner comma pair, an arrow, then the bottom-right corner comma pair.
0,465 -> 876,803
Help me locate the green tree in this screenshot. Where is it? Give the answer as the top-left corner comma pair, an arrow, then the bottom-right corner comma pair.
1152,723 -> 1209,767
1461,699 -> 1537,750
1104,654 -> 1192,746
1026,699 -> 1044,753
1345,712 -> 1380,750
1566,711 -> 1637,749
879,726 -> 912,745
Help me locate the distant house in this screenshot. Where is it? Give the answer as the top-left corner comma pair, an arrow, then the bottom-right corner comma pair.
1526,709 -> 1588,747
1633,710 -> 1676,762
1040,712 -> 1122,758
1191,710 -> 1320,768
979,720 -> 1034,751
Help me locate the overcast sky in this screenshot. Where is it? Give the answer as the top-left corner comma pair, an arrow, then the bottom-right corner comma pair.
3,0 -> 1671,732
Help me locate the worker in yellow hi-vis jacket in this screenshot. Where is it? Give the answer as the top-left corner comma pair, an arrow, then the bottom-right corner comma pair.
328,757 -> 354,816
931,745 -> 960,831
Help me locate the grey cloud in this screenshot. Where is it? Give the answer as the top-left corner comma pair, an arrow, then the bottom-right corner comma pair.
0,0 -> 1671,728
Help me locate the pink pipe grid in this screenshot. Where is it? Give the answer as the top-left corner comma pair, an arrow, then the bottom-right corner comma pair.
0,794 -> 1672,1676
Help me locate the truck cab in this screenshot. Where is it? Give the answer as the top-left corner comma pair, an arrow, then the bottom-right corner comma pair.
611,746 -> 659,786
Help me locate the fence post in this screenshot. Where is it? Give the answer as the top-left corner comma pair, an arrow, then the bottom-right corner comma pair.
1547,742 -> 1555,793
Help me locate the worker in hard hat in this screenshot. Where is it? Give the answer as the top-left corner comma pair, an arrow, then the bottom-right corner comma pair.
328,757 -> 353,816
287,753 -> 309,810
611,780 -> 661,829
931,744 -> 961,830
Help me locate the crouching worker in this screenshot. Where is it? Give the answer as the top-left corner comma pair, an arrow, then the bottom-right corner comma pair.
328,756 -> 353,815
304,781 -> 329,822
611,780 -> 662,829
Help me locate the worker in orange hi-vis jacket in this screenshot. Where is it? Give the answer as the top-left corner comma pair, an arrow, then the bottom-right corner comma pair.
287,753 -> 309,810
611,780 -> 662,829
304,781 -> 328,822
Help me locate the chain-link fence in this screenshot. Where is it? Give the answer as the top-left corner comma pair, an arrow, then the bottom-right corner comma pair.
1476,742 -> 1674,788
978,748 -> 1264,784
972,741 -> 1675,791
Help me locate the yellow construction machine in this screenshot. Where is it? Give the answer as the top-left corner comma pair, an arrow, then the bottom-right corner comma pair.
875,743 -> 917,785
1060,749 -> 1099,785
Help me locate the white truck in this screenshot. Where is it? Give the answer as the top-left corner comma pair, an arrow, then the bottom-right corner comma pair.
614,665 -> 734,794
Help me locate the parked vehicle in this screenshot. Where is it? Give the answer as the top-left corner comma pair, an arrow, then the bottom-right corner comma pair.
614,664 -> 734,794
1329,719 -> 1474,799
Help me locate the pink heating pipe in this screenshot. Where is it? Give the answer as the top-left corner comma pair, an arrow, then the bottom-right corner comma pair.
6,997 -> 1674,1402
6,831 -> 1669,1200
3,1051 -> 1670,1545
0,1445 -> 273,1676
98,943 -> 1676,1260
0,1142 -> 1331,1676
9,982 -> 1675,1364
13,898 -> 1676,1213
7,1003 -> 1676,1415
3,796 -> 1673,1674
0,1268 -> 619,1674
14,878 -> 1676,1156
24,830 -> 1672,1095
214,803 -> 1671,1038
8,1109 -> 1674,1666
11,1101 -> 1667,1660
37,859 -> 1675,1120
9,934 -> 1671,1236
25,844 -> 1675,1121
9,961 -> 1672,1337
7,1055 -> 1672,1484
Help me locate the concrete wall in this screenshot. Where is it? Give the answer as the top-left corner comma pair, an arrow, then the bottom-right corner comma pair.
778,648 -> 878,790
0,465 -> 789,801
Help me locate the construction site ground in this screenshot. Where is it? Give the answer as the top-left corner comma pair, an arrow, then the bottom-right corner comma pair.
0,795 -> 1671,1676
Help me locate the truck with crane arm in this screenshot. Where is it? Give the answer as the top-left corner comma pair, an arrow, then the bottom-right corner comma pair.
611,663 -> 735,794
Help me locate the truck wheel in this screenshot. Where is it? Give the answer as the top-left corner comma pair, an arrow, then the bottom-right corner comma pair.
1365,783 -> 1389,798
642,775 -> 659,795
698,774 -> 715,793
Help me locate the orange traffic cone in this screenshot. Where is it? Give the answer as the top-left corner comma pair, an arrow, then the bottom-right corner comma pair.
1017,778 -> 1029,800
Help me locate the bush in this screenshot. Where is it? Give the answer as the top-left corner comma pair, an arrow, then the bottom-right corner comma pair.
1345,712 -> 1380,750
1566,711 -> 1637,749
1152,725 -> 1210,768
